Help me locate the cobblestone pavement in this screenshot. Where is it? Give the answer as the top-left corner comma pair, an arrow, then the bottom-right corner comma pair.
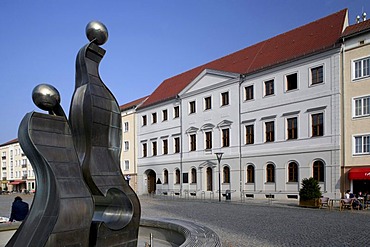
1,194 -> 370,246
140,195 -> 370,247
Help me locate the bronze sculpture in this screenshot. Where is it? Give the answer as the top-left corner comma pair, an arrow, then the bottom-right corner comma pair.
9,21 -> 141,247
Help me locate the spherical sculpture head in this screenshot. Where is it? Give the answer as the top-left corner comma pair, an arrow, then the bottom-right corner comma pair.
32,84 -> 61,112
86,21 -> 108,45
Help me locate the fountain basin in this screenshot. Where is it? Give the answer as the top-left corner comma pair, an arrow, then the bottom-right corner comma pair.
0,218 -> 221,247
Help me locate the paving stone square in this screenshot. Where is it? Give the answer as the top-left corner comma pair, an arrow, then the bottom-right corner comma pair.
1,194 -> 370,246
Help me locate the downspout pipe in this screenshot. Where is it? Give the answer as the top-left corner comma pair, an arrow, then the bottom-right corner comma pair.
340,38 -> 345,198
239,74 -> 245,201
179,95 -> 183,196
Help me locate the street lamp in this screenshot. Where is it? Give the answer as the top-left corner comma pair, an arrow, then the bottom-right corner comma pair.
215,152 -> 223,202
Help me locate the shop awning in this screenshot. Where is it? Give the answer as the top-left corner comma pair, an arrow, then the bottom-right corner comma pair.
8,181 -> 25,185
348,168 -> 370,180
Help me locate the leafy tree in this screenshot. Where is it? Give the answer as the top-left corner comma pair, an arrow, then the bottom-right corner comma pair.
299,177 -> 322,200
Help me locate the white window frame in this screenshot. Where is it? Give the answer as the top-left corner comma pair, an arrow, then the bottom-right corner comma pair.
285,72 -> 299,92
189,100 -> 196,114
309,64 -> 325,86
285,116 -> 298,140
353,134 -> 370,155
124,141 -> 129,151
124,160 -> 130,170
264,78 -> 275,97
221,91 -> 230,106
353,95 -> 370,118
204,96 -> 212,111
124,122 -> 129,132
352,56 -> 370,80
264,120 -> 275,142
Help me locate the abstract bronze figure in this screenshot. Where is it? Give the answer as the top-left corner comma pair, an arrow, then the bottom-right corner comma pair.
10,21 -> 141,247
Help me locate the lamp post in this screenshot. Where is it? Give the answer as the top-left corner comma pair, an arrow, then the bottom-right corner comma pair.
215,152 -> 223,202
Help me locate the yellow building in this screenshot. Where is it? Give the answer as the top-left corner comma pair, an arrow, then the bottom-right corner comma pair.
342,16 -> 370,194
120,96 -> 148,193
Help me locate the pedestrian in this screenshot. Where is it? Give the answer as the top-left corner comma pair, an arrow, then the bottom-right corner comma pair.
8,196 -> 29,222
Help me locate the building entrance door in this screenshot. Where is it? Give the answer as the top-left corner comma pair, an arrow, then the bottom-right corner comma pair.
206,167 -> 213,191
147,170 -> 156,194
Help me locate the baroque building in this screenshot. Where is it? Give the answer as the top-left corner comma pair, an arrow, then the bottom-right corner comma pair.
136,9 -> 350,200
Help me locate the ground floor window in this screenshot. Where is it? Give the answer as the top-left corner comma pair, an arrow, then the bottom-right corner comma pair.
313,160 -> 324,182
247,165 -> 255,183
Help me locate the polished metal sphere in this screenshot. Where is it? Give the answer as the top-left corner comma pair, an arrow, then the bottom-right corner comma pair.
32,84 -> 61,111
86,21 -> 108,45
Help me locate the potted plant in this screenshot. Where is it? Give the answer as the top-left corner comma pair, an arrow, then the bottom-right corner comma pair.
299,177 -> 322,208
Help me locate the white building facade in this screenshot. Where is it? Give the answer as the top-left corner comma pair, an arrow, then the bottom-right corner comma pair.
136,9 -> 348,200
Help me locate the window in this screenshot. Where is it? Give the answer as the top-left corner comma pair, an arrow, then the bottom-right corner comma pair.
313,160 -> 324,182
174,137 -> 180,153
222,128 -> 230,147
205,131 -> 212,150
312,113 -> 324,137
287,117 -> 298,140
152,141 -> 157,156
245,85 -> 253,101
124,160 -> 129,170
265,121 -> 275,142
164,169 -> 168,184
142,115 -> 147,126
354,57 -> 370,80
189,101 -> 196,114
221,92 -> 229,106
190,134 -> 196,151
174,106 -> 179,118
223,166 -> 230,183
311,66 -> 323,85
288,162 -> 298,182
266,164 -> 275,182
354,135 -> 370,155
204,96 -> 212,110
191,168 -> 197,183
264,79 -> 274,96
245,125 -> 254,144
124,141 -> 129,151
286,73 -> 298,91
124,122 -> 129,132
354,96 -> 370,117
175,169 -> 180,184
142,143 -> 147,157
163,139 -> 168,155
247,165 -> 254,183
152,112 -> 157,124
162,109 -> 168,121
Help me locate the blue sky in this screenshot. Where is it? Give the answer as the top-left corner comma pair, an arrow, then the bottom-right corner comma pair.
0,0 -> 369,144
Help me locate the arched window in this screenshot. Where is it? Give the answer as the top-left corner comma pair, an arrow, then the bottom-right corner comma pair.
175,169 -> 180,184
247,165 -> 255,183
191,168 -> 197,183
206,167 -> 213,191
163,169 -> 168,184
223,166 -> 230,183
266,164 -> 275,183
288,162 -> 298,182
313,160 -> 324,182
